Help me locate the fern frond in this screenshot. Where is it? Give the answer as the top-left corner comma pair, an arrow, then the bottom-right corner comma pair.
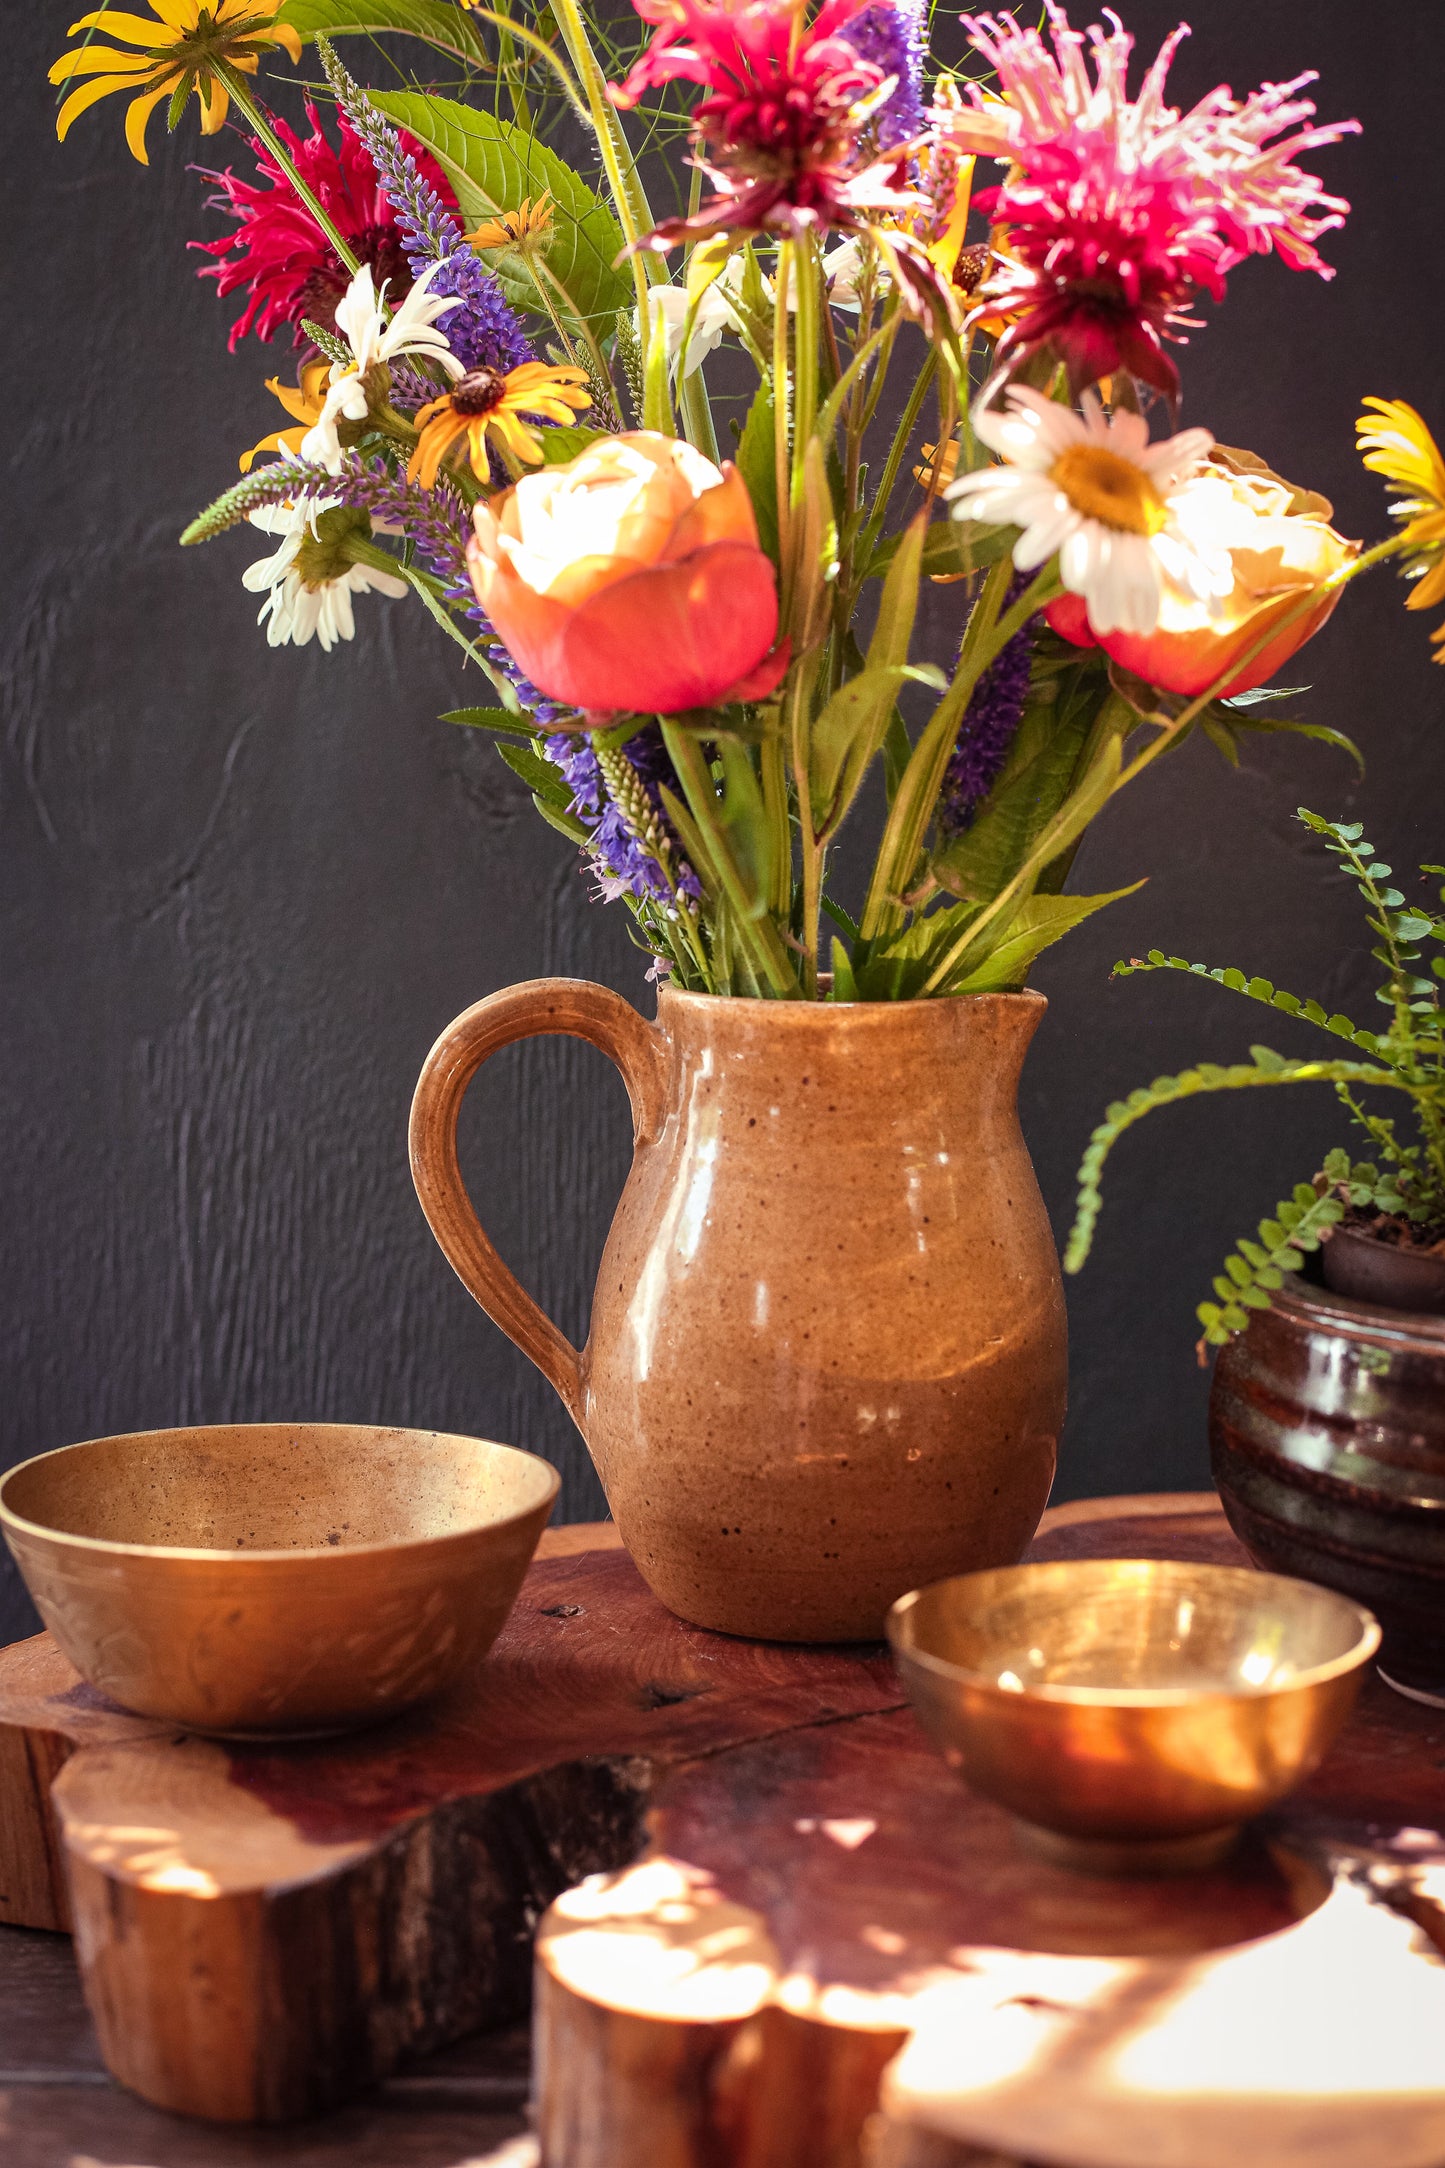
1196,1182 -> 1345,1348
1112,952 -> 1383,1059
1065,1052 -> 1410,1274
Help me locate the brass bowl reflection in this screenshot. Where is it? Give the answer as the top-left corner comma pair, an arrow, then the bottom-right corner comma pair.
0,1424 -> 558,1737
888,1559 -> 1380,1873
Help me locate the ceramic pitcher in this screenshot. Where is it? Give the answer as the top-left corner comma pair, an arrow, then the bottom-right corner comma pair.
410,979 -> 1066,1641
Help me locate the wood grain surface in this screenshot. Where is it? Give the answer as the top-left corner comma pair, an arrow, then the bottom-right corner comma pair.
4,1497 -> 1442,2163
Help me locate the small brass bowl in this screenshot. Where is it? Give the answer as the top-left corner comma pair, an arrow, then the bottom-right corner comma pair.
889,1559 -> 1380,1873
0,1424 -> 559,1737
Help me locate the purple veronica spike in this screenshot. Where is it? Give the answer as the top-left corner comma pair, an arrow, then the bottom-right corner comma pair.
939,584 -> 1035,837
321,46 -> 535,374
543,728 -> 702,907
840,0 -> 926,151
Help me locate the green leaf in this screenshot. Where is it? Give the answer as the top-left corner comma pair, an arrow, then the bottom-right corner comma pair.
535,425 -> 610,465
714,739 -> 774,918
371,92 -> 632,336
497,740 -> 572,808
441,706 -> 537,739
811,667 -> 943,834
930,675 -> 1098,907
280,0 -> 489,60
532,793 -> 588,845
946,882 -> 1144,994
812,513 -> 939,835
829,937 -> 860,1002
735,382 -> 778,566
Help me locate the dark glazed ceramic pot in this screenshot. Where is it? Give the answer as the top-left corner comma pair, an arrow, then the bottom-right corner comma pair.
1210,1276 -> 1445,1704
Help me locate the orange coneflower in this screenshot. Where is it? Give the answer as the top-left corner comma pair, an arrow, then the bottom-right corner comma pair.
50,1 -> 302,165
1358,398 -> 1445,659
408,363 -> 592,489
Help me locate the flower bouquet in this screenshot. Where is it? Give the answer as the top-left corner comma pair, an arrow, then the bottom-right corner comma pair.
51,0 -> 1445,1004
48,1 -> 1445,1638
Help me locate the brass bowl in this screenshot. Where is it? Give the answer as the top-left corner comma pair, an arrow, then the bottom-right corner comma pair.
888,1559 -> 1380,1873
0,1424 -> 559,1737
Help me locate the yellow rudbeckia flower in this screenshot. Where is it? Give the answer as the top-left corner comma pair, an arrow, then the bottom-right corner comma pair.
239,361 -> 331,474
1358,396 -> 1445,656
408,363 -> 592,490
49,2 -> 303,166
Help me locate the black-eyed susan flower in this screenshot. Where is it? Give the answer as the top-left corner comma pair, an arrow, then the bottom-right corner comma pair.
1358,397 -> 1445,657
50,3 -> 303,165
239,361 -> 330,474
408,364 -> 592,489
466,193 -> 555,254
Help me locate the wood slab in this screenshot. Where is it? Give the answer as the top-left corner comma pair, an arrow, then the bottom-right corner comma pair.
532,1497 -> 1445,2168
4,1495 -> 1442,2157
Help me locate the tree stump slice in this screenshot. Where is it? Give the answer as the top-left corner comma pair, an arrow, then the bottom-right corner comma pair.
2,1497 -> 1441,2153
532,1494 -> 1445,2168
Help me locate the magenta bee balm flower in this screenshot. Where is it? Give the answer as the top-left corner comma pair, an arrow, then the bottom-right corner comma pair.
611,0 -> 917,241
944,3 -> 1358,396
193,103 -> 458,349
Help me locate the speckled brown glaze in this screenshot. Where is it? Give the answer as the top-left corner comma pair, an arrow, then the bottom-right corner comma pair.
1210,1277 -> 1445,1699
411,982 -> 1066,1641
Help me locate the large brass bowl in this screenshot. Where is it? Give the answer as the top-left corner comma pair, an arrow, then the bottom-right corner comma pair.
0,1424 -> 559,1737
889,1559 -> 1380,1872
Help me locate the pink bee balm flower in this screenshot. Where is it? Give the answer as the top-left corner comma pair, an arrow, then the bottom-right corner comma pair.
940,3 -> 1357,396
611,0 -> 916,241
193,103 -> 456,350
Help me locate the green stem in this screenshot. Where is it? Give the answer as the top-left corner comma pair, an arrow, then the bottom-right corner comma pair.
774,242 -> 793,575
788,666 -> 822,995
860,560 -> 1057,939
858,347 -> 936,562
484,0 -> 534,129
760,726 -> 792,919
223,69 -> 359,278
547,0 -> 660,344
661,725 -> 800,997
791,234 -> 820,508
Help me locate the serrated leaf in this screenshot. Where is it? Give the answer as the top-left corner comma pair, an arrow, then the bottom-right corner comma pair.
442,706 -> 535,738
372,92 -> 632,336
946,882 -> 1145,993
280,0 -> 489,60
498,740 -> 571,806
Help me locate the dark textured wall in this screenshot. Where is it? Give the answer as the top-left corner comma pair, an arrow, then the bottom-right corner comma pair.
3,5 -> 1442,1640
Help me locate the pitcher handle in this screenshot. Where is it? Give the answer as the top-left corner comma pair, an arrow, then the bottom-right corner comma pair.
409,978 -> 669,1431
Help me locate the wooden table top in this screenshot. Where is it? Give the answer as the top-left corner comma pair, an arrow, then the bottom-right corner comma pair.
7,1494 -> 1425,2167
0,1520 -> 629,2167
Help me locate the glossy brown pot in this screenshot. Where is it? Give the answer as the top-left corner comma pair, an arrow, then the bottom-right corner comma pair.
410,980 -> 1067,1641
1210,1275 -> 1445,1703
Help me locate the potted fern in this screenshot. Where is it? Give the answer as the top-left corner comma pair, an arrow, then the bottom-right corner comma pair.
1066,809 -> 1445,1708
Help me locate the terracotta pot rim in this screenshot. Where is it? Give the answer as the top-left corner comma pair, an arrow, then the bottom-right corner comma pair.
1270,1272 -> 1445,1347
656,985 -> 1048,1017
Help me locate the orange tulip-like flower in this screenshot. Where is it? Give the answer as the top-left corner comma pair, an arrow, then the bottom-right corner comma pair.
1046,448 -> 1357,698
467,432 -> 786,715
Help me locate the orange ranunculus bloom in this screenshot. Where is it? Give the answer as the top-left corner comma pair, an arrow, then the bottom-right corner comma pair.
1046,448 -> 1358,698
467,431 -> 786,715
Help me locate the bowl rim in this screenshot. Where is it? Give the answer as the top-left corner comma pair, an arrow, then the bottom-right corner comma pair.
886,1557 -> 1382,1706
0,1423 -> 561,1566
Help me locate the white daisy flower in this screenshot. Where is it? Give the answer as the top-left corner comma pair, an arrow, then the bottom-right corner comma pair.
642,282 -> 738,379
242,495 -> 407,653
946,387 -> 1230,638
302,260 -> 464,474
821,237 -> 890,311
